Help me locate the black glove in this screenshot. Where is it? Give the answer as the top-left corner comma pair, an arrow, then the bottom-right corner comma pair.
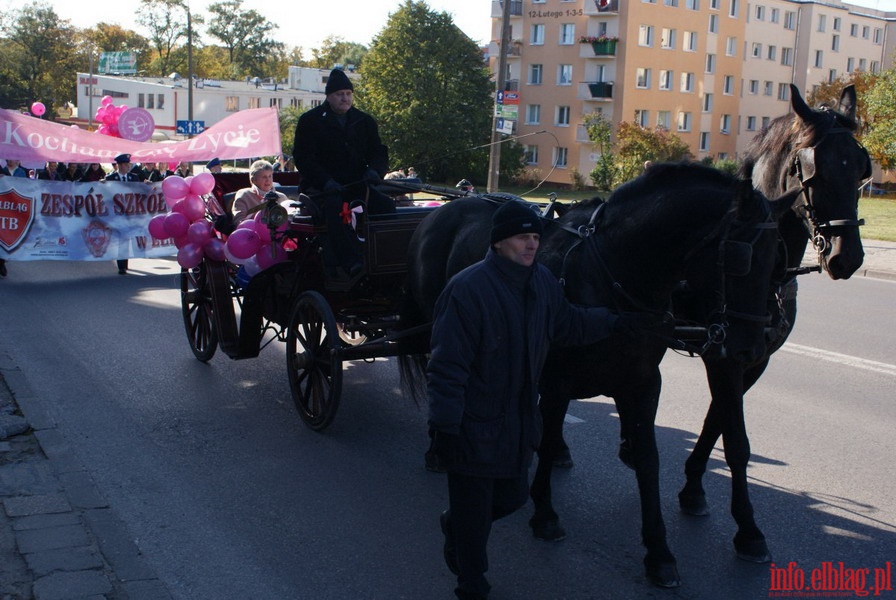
613,311 -> 669,341
364,168 -> 381,186
432,430 -> 462,469
323,179 -> 343,194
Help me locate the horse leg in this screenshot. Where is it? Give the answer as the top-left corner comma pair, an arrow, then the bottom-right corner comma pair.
616,379 -> 681,588
707,362 -> 771,563
529,393 -> 570,541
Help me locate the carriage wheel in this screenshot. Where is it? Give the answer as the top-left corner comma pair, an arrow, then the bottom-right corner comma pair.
286,291 -> 343,431
337,322 -> 368,346
180,260 -> 218,362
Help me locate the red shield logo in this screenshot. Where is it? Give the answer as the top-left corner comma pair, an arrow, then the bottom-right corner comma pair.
0,188 -> 35,252
82,220 -> 112,257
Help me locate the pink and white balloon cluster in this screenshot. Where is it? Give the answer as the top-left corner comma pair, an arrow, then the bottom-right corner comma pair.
147,172 -> 225,269
221,208 -> 290,277
94,95 -> 129,138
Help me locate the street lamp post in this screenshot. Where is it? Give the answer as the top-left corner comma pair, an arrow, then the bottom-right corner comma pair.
187,5 -> 194,128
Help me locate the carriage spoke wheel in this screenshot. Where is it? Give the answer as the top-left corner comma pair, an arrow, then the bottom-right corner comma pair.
286,291 -> 343,431
180,260 -> 218,362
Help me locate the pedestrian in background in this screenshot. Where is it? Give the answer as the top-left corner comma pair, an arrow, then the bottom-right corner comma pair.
104,153 -> 141,274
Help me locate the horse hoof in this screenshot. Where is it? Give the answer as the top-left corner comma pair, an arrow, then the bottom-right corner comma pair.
645,560 -> 681,588
618,439 -> 635,470
678,491 -> 709,516
734,535 -> 772,563
553,447 -> 574,469
529,517 -> 567,542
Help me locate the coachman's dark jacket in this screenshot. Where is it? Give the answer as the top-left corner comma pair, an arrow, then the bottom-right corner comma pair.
427,249 -> 617,479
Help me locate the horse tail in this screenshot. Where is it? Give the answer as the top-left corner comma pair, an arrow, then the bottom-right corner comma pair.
398,353 -> 429,408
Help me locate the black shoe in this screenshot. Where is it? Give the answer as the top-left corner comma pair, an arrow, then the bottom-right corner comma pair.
440,511 -> 459,575
118,268 -> 127,275
0,260 -> 6,278
553,445 -> 574,469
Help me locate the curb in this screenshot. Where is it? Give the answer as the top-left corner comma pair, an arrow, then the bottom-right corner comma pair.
0,360 -> 172,600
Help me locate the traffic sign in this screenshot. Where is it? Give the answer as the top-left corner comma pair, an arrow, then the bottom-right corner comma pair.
176,120 -> 205,135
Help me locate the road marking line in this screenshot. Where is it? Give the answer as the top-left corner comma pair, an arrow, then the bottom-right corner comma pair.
781,343 -> 896,378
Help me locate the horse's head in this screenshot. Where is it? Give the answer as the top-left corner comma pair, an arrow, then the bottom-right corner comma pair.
785,83 -> 869,279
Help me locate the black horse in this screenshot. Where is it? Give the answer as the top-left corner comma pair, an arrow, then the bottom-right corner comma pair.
400,163 -> 788,586
674,84 -> 870,562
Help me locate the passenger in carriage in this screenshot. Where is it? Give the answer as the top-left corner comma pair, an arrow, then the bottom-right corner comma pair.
292,67 -> 395,279
231,159 -> 289,226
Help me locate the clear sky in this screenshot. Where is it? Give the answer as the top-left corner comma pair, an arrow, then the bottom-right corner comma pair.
4,0 -> 495,51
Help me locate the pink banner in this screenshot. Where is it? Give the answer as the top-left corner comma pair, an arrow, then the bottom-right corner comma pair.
0,107 -> 282,164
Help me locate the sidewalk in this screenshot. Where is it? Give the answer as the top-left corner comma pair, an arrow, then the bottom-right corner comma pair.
1,241 -> 893,600
0,354 -> 171,600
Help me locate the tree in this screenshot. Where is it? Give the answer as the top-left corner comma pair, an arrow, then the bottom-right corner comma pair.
584,112 -> 616,190
206,0 -> 283,78
359,1 -> 493,184
137,0 -> 201,77
807,71 -> 875,133
862,68 -> 896,170
310,36 -> 368,70
615,122 -> 692,182
82,23 -> 153,57
0,4 -> 80,117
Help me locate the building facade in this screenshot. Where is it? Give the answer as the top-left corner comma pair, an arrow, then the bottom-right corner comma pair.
490,0 -> 895,186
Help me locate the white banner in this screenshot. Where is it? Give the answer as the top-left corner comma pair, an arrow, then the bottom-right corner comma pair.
0,178 -> 178,261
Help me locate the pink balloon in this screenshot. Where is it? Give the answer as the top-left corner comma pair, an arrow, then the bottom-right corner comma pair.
163,211 -> 190,239
225,228 -> 261,260
223,242 -> 245,265
101,95 -> 114,106
182,194 -> 207,222
95,106 -> 107,122
187,220 -> 212,245
30,102 -> 46,116
190,172 -> 215,196
168,162 -> 178,172
177,243 -> 204,269
162,176 -> 190,205
203,237 -> 226,261
256,243 -> 288,271
148,214 -> 168,239
425,201 -> 441,207
252,213 -> 272,243
173,234 -> 189,249
97,124 -> 109,135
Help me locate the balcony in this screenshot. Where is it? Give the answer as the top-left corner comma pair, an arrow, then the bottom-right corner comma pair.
491,0 -> 523,18
584,0 -> 619,16
580,40 -> 619,59
585,81 -> 614,99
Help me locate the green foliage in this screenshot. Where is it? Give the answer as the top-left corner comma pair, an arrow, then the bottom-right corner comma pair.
712,157 -> 739,176
206,0 -> 283,78
589,153 -> 616,191
615,122 -> 693,181
862,68 -> 896,170
137,0 -> 200,77
278,105 -> 307,159
583,112 -> 616,190
358,1 -> 493,183
311,36 -> 368,70
807,71 -> 875,133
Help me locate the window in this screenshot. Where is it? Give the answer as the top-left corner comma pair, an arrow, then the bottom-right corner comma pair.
684,31 -> 698,51
850,23 -> 859,37
639,25 -> 655,46
709,14 -> 718,33
710,0 -> 718,8
726,37 -> 736,56
723,75 -> 734,94
678,111 -> 692,132
526,104 -> 541,124
636,67 -> 652,88
661,28 -> 676,49
859,58 -> 867,71
874,28 -> 883,44
706,54 -> 716,73
248,97 -> 260,109
781,47 -> 793,66
817,14 -> 826,32
157,94 -> 165,109
784,12 -> 796,30
703,93 -> 713,112
657,110 -> 671,129
524,145 -> 539,165
720,114 -> 731,133
814,50 -> 823,68
764,81 -> 773,96
829,69 -> 838,83
559,24 -> 575,45
553,147 -> 568,168
137,93 -> 145,108
832,35 -> 839,52
665,0 -> 678,5
762,116 -> 771,129
728,0 -> 738,18
659,69 -> 673,90
752,42 -> 762,58
686,0 -> 699,9
680,72 -> 695,92
871,60 -> 880,73
777,84 -> 789,100
767,45 -> 777,61
557,64 -> 573,85
635,109 -> 650,127
699,132 -> 710,151
755,5 -> 765,20
556,105 -> 571,126
833,17 -> 841,31
746,116 -> 756,130
226,96 -> 240,111
862,26 -> 869,39
770,8 -> 779,23
530,24 -> 545,45
529,64 -> 543,85
749,80 -> 758,94
847,58 -> 855,73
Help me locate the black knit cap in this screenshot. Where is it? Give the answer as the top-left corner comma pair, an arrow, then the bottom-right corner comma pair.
325,68 -> 353,95
490,200 -> 544,244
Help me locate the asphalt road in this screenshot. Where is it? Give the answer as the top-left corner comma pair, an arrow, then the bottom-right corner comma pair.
0,258 -> 894,600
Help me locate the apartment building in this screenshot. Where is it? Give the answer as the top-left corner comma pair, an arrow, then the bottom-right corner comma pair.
490,0 -> 895,187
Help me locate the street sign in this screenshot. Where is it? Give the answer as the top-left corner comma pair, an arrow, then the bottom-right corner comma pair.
176,120 -> 205,135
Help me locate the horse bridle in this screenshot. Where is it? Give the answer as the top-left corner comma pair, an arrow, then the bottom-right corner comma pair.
790,125 -> 869,256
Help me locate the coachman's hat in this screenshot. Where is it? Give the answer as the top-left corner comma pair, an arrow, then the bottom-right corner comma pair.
114,153 -> 131,164
490,200 -> 544,244
325,68 -> 353,95
206,157 -> 221,169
